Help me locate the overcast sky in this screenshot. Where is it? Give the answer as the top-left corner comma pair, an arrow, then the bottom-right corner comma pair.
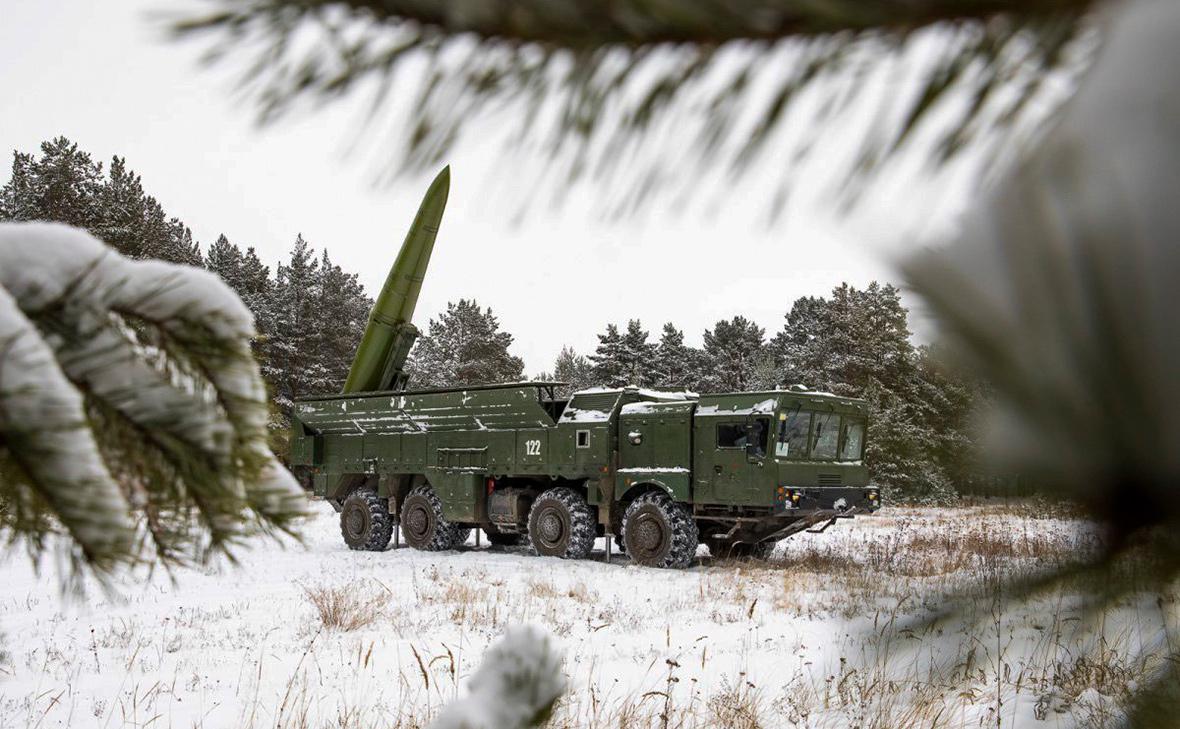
0,1 -> 979,373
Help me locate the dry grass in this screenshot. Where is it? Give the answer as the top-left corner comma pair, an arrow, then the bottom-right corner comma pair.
302,583 -> 390,631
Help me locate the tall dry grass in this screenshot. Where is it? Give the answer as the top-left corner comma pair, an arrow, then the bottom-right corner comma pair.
303,583 -> 391,631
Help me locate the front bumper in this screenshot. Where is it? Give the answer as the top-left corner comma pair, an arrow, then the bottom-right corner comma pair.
775,486 -> 881,514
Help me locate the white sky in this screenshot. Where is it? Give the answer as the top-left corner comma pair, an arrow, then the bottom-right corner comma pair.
0,1 -> 984,374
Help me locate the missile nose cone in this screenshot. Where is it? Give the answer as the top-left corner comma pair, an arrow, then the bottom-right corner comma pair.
429,165 -> 450,198
417,166 -> 451,228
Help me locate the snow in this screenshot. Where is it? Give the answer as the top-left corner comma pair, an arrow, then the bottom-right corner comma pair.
635,388 -> 698,400
695,398 -> 779,416
559,408 -> 612,423
428,626 -> 564,729
569,387 -> 619,395
620,401 -> 694,415
617,467 -> 691,474
2,503 -> 1168,728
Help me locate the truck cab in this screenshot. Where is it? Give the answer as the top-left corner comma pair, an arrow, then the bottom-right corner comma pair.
689,391 -> 877,554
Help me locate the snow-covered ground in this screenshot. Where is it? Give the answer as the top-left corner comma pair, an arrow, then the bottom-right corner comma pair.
0,502 -> 1174,728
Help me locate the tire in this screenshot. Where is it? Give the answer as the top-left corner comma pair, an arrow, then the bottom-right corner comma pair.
527,487 -> 596,559
623,491 -> 698,569
708,538 -> 777,560
340,488 -> 393,551
401,484 -> 466,551
485,525 -> 523,546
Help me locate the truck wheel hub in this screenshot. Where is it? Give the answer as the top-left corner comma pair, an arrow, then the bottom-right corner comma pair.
406,507 -> 428,535
346,508 -> 365,535
540,510 -> 565,543
634,517 -> 664,553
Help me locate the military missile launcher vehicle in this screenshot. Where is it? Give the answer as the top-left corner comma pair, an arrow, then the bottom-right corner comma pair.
289,167 -> 880,568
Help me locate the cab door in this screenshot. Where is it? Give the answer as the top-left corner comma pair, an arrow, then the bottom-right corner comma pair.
706,420 -> 753,505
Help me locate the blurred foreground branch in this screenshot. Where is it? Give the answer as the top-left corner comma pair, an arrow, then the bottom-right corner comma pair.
0,222 -> 307,579
171,0 -> 1094,215
904,0 -> 1180,721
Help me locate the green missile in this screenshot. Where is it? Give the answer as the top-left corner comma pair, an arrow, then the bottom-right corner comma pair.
343,165 -> 450,393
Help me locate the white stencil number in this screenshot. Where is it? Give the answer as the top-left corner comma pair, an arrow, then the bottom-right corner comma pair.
524,439 -> 541,456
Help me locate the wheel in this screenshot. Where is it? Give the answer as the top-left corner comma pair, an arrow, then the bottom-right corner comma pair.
484,525 -> 523,546
527,487 -> 596,559
340,488 -> 393,551
707,538 -> 777,560
622,491 -> 699,569
400,484 -> 466,551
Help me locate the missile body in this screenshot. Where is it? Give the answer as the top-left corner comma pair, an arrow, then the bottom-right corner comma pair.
343,166 -> 450,393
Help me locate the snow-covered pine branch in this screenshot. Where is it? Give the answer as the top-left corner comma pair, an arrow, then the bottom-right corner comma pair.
429,625 -> 565,729
0,222 -> 307,575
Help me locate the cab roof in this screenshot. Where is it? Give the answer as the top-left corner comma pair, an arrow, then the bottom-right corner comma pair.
695,389 -> 868,416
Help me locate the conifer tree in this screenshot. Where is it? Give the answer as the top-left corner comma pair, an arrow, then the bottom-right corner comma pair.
94,156 -> 150,258
407,300 -> 524,387
205,234 -> 245,290
651,323 -> 701,392
266,234 -> 320,411
237,247 -> 273,325
0,138 -> 104,230
1,140 -> 203,267
0,152 -> 35,221
589,323 -> 627,387
550,346 -> 595,396
700,316 -> 766,393
618,319 -> 657,386
312,250 -> 372,392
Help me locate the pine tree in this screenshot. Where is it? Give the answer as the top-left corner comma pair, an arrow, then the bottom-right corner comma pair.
312,249 -> 372,392
94,156 -> 150,258
1,140 -> 205,267
0,138 -> 104,229
266,234 -> 321,411
651,323 -> 702,392
589,323 -> 628,387
618,319 -> 657,386
550,346 -> 595,396
406,299 -> 524,387
0,152 -> 35,221
238,247 -> 274,323
700,316 -> 766,393
768,295 -> 828,387
206,234 -> 245,290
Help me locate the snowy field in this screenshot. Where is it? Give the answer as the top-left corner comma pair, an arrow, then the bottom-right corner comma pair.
1,501 -> 1175,728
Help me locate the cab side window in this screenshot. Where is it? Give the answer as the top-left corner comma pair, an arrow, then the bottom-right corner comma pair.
717,423 -> 745,448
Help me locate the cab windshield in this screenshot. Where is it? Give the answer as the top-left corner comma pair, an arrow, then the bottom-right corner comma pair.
775,408 -> 866,462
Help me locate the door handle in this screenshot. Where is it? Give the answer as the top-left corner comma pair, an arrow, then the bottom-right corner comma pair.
713,465 -> 722,474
